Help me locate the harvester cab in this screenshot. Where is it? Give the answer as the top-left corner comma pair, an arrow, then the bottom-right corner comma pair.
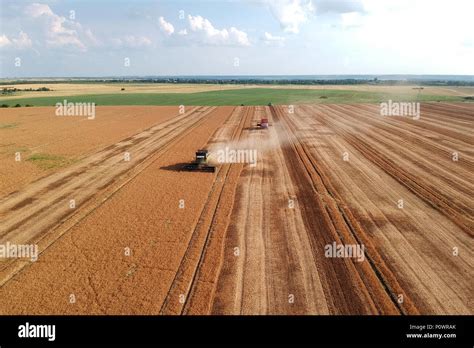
195,150 -> 208,163
183,149 -> 216,172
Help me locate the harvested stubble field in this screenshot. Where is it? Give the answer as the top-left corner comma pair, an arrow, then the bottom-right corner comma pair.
0,103 -> 472,315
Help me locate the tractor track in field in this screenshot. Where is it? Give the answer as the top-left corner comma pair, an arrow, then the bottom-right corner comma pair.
0,106 -> 218,287
180,107 -> 252,314
344,104 -> 473,163
271,105 -> 410,314
346,105 -> 474,218
159,106 -> 251,314
310,104 -> 473,236
295,104 -> 472,314
208,106 -> 333,314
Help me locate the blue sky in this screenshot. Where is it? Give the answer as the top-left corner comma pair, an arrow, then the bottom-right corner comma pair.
1,0 -> 473,77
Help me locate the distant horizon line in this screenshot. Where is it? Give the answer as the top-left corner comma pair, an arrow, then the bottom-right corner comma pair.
2,74 -> 474,81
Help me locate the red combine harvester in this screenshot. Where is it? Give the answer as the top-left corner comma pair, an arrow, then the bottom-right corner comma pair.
256,118 -> 269,129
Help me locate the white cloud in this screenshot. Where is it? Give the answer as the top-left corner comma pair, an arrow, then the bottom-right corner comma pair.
315,0 -> 365,14
24,3 -> 88,51
12,31 -> 33,49
187,15 -> 250,46
84,29 -> 101,46
346,0 -> 474,49
0,31 -> 32,49
0,34 -> 12,48
268,0 -> 315,34
24,3 -> 54,17
158,16 -> 174,35
341,12 -> 363,29
333,0 -> 474,74
111,35 -> 152,48
263,32 -> 285,46
178,29 -> 188,36
125,35 -> 152,47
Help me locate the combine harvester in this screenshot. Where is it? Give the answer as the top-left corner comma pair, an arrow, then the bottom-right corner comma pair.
183,149 -> 216,173
256,118 -> 269,129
